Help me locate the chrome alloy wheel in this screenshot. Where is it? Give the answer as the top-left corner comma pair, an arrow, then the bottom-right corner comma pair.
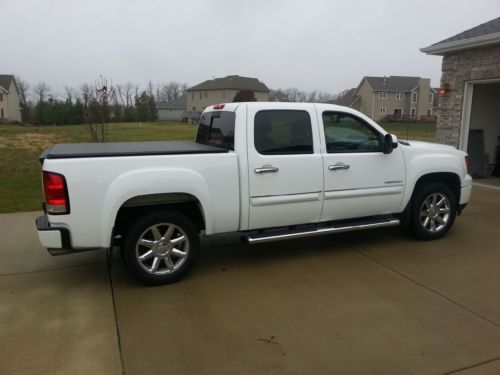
419,193 -> 451,233
135,223 -> 189,275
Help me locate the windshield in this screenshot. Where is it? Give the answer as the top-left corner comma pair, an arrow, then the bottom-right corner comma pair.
195,111 -> 236,150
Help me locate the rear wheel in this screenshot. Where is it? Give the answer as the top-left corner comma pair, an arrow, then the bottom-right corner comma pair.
122,210 -> 200,285
411,182 -> 456,240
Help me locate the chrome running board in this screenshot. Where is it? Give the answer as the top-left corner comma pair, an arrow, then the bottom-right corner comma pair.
243,218 -> 400,245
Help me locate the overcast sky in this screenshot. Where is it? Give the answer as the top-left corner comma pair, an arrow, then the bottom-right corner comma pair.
2,0 -> 499,96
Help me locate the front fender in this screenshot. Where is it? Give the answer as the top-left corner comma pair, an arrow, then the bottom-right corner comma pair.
100,167 -> 213,246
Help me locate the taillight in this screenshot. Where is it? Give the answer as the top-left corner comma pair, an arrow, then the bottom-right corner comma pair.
43,171 -> 70,214
213,104 -> 225,110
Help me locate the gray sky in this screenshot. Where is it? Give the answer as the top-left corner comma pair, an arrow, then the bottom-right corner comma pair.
2,0 -> 499,96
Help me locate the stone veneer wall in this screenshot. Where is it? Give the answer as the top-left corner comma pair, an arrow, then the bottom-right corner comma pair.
437,44 -> 500,147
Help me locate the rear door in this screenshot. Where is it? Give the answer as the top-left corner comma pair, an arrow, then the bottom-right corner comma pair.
247,104 -> 323,229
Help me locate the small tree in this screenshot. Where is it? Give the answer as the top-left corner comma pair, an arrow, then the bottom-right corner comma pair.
84,76 -> 112,142
232,89 -> 257,102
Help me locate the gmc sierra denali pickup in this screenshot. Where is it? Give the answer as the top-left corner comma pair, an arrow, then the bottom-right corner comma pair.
36,102 -> 472,284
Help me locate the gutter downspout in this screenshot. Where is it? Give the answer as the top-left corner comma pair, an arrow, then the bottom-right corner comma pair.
371,93 -> 375,119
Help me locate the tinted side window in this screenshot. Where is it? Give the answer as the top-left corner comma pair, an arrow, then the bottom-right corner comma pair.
195,111 -> 235,150
254,110 -> 313,155
322,112 -> 381,153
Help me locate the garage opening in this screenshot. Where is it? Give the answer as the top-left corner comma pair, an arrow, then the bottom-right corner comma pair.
464,82 -> 500,184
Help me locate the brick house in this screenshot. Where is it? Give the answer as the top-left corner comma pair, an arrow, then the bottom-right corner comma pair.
333,76 -> 436,122
0,75 -> 22,123
186,75 -> 270,111
421,17 -> 500,177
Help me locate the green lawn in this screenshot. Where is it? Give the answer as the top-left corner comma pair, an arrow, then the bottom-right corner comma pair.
0,121 -> 435,213
380,122 -> 436,142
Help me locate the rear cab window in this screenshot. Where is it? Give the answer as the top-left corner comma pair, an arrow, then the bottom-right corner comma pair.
196,111 -> 236,150
254,110 -> 313,155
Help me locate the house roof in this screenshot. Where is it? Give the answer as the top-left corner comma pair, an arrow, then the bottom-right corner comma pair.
0,75 -> 15,92
187,75 -> 269,92
421,17 -> 500,55
364,76 -> 421,92
327,88 -> 358,106
157,94 -> 187,109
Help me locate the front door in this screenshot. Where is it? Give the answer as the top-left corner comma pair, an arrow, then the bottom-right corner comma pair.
247,106 -> 323,229
319,110 -> 405,221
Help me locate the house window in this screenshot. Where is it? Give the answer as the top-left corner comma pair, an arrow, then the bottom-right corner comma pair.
199,92 -> 202,100
410,108 -> 416,118
412,92 -> 417,103
0,94 -> 3,101
396,93 -> 404,100
427,109 -> 432,116
379,107 -> 386,114
192,106 -> 196,111
204,92 -> 208,98
0,108 -> 4,118
428,93 -> 433,104
378,92 -> 387,99
191,93 -> 194,100
393,108 -> 403,117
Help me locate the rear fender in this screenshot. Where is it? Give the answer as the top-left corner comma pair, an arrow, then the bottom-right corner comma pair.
101,167 -> 213,246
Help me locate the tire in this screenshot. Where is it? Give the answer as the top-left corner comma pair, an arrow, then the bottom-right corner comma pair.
122,210 -> 200,285
411,182 -> 457,240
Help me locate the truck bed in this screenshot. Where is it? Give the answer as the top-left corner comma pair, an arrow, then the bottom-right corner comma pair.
39,141 -> 228,162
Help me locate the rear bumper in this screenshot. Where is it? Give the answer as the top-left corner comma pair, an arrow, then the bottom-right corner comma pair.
36,215 -> 105,255
36,215 -> 74,255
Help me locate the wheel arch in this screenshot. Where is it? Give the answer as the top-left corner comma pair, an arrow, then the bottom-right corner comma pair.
413,172 -> 461,204
112,193 -> 207,243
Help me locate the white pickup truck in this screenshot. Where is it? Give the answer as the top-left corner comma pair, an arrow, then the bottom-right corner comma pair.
36,102 -> 472,284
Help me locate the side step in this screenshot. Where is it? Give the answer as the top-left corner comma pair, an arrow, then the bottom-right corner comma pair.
242,218 -> 400,245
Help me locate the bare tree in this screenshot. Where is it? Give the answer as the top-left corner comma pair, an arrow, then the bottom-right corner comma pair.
160,81 -> 187,102
79,83 -> 94,107
16,77 -> 30,122
33,82 -> 51,103
83,76 -> 112,142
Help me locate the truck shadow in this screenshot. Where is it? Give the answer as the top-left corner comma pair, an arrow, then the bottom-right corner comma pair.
112,227 -> 414,288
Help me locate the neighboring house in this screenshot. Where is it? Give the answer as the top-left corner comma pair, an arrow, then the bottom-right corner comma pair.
349,76 -> 436,122
157,94 -> 187,121
0,75 -> 22,123
186,75 -> 270,111
421,16 -> 500,178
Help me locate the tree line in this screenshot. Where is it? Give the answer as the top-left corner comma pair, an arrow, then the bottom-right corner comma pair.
15,77 -> 339,127
15,78 -> 189,126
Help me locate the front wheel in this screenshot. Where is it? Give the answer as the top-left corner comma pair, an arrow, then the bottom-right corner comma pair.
411,182 -> 457,240
122,210 -> 200,285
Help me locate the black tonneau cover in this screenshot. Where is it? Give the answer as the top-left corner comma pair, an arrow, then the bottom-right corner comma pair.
39,141 -> 228,163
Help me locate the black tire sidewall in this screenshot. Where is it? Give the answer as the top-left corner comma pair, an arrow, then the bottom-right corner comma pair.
122,210 -> 200,285
411,182 -> 457,240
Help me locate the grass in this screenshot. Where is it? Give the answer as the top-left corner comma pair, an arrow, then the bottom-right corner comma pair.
0,121 -> 435,214
379,122 -> 436,142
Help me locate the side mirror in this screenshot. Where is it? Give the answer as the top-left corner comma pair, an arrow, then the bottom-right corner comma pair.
383,133 -> 398,154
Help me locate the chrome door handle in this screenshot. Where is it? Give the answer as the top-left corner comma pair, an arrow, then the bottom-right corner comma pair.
254,166 -> 279,174
329,163 -> 350,171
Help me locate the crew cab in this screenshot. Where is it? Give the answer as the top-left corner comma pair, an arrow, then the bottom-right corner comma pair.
36,102 -> 472,284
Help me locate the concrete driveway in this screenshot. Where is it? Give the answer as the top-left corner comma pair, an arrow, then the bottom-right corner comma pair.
1,185 -> 499,374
